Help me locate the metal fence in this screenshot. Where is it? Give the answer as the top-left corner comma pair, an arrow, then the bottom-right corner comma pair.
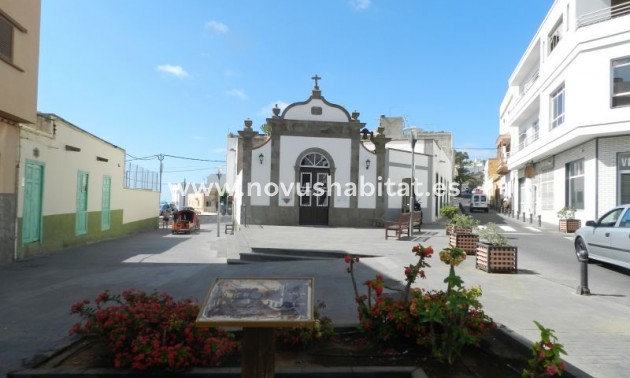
124,163 -> 159,191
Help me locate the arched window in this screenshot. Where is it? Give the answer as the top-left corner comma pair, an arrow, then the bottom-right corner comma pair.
300,153 -> 329,168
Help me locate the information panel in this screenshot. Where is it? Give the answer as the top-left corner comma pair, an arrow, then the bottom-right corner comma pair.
196,277 -> 314,328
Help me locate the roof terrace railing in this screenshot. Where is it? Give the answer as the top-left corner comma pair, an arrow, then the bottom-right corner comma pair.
576,2 -> 630,29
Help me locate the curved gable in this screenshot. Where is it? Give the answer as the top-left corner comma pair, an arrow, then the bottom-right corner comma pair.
283,91 -> 351,123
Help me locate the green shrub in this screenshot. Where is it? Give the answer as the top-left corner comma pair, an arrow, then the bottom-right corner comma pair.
440,206 -> 460,221
476,222 -> 509,246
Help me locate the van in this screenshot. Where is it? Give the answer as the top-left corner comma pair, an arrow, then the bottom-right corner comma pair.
470,194 -> 488,213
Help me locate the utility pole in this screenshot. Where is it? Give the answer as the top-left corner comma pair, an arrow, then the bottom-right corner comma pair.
158,154 -> 164,201
216,168 -> 222,237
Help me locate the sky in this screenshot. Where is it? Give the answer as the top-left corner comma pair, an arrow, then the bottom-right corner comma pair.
37,0 -> 554,199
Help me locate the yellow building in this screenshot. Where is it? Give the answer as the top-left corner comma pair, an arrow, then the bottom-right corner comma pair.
16,114 -> 160,260
0,0 -> 41,263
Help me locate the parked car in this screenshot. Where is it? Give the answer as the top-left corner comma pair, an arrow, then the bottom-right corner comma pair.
160,203 -> 178,216
574,204 -> 630,269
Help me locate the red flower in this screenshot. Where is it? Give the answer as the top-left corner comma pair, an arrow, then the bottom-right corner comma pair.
344,255 -> 352,263
419,270 -> 426,279
546,364 -> 558,375
404,266 -> 413,276
423,246 -> 434,257
375,286 -> 383,295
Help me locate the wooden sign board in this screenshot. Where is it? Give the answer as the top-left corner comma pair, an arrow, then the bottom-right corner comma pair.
196,277 -> 314,328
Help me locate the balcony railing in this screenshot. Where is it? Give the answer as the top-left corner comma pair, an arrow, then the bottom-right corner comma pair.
519,71 -> 539,98
496,152 -> 510,175
576,2 -> 630,29
514,131 -> 540,153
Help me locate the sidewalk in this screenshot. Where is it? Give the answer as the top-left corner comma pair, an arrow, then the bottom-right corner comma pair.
1,217 -> 627,377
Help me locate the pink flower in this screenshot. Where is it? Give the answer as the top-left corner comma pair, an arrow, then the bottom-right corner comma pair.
545,364 -> 558,375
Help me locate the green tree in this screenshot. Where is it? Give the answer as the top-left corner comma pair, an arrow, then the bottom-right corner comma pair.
260,123 -> 272,135
453,151 -> 472,188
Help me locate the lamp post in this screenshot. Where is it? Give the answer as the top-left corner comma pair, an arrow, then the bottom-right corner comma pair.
216,169 -> 222,237
405,127 -> 419,238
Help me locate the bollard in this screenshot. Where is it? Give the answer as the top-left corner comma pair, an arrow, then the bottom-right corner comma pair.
575,249 -> 590,295
529,213 -> 533,224
522,212 -> 526,222
538,215 -> 541,227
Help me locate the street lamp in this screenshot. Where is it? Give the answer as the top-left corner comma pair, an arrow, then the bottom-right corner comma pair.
216,169 -> 222,237
404,127 -> 419,238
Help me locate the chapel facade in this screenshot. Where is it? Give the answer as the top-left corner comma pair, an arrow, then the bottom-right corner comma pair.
226,77 -> 454,229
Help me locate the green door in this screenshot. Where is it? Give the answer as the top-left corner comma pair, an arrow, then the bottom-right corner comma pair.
101,175 -> 111,230
22,161 -> 44,244
76,171 -> 89,235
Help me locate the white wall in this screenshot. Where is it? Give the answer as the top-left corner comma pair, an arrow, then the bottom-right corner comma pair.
250,141 -> 272,206
358,144 -> 376,209
120,188 -> 159,223
284,99 -> 349,122
386,149 -> 430,211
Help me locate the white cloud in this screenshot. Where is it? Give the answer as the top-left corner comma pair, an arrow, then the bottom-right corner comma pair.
156,64 -> 189,78
211,147 -> 226,154
225,89 -> 247,100
205,20 -> 229,33
349,0 -> 371,11
257,101 -> 289,118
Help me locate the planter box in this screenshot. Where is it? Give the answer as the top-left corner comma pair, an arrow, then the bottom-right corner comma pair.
449,233 -> 479,255
559,219 -> 581,233
476,242 -> 518,273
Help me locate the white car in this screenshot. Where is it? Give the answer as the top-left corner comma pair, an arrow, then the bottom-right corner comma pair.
574,204 -> 630,269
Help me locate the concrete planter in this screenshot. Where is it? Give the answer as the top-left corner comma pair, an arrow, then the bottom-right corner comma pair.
476,242 -> 518,273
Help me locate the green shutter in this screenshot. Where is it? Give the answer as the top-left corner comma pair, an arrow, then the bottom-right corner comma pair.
75,171 -> 89,235
22,161 -> 44,243
101,175 -> 111,230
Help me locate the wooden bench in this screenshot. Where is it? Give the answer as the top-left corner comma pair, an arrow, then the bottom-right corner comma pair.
225,223 -> 234,235
384,212 -> 422,240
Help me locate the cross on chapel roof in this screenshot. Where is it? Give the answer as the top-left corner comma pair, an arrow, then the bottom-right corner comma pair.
311,74 -> 321,89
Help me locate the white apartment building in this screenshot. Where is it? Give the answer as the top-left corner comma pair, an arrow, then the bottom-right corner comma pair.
497,0 -> 630,225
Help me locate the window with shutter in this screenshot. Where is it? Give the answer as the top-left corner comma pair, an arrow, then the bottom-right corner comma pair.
0,14 -> 13,61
